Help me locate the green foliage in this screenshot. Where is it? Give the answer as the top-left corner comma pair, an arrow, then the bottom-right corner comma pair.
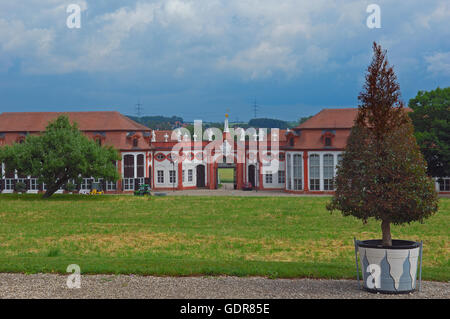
14,182 -> 26,193
408,87 -> 450,177
248,118 -> 289,129
64,182 -> 76,192
128,115 -> 183,130
0,116 -> 120,198
298,116 -> 313,125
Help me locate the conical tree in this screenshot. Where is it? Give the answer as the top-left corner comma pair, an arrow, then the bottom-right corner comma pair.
327,42 -> 439,246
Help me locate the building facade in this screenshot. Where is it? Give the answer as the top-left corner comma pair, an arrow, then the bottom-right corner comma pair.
0,109 -> 448,194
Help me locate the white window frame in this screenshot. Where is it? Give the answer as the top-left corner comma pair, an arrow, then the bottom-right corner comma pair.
438,177 -> 450,192
323,154 -> 334,191
106,181 -> 117,191
309,154 -> 321,191
265,172 -> 273,184
278,170 -> 285,184
29,178 -> 38,191
293,154 -> 302,190
169,170 -> 176,184
81,178 -> 92,191
157,170 -> 164,184
5,179 -> 14,191
123,178 -> 134,191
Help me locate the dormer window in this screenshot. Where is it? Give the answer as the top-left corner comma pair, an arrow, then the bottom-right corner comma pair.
93,132 -> 106,146
127,131 -> 141,147
322,130 -> 335,147
17,136 -> 26,144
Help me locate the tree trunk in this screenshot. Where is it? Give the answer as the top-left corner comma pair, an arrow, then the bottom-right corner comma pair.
381,220 -> 392,246
43,187 -> 57,198
42,180 -> 65,198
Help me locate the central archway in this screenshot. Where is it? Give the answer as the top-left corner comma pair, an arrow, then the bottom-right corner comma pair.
216,156 -> 237,189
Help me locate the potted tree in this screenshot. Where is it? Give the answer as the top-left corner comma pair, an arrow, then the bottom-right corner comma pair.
327,42 -> 439,293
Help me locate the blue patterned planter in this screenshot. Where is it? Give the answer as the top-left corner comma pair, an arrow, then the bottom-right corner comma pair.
357,240 -> 421,294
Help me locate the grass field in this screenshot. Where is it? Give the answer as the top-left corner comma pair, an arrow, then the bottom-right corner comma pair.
0,194 -> 448,281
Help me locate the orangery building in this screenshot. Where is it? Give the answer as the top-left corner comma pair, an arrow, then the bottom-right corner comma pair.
0,109 -> 448,194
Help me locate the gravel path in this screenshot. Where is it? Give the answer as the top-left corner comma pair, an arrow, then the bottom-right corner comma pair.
156,184 -> 450,197
159,185 -> 329,197
0,274 -> 448,299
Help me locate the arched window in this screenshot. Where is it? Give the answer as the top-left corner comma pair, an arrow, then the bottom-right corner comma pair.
309,154 -> 320,190
293,154 -> 302,190
137,154 -> 145,178
286,154 -> 292,190
323,154 -> 334,190
123,155 -> 134,178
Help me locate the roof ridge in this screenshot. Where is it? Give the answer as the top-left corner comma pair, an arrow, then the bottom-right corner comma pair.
0,111 -> 151,132
117,113 -> 151,130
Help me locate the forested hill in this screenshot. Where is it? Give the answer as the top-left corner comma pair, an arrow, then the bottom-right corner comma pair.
127,115 -> 312,130
127,115 -> 184,130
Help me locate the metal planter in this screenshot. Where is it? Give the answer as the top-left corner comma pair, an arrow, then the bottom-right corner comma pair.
354,239 -> 423,294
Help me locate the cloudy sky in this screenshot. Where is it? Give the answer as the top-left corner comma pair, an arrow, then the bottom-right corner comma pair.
0,0 -> 449,122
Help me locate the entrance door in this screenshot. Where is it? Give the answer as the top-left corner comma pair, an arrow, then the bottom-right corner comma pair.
248,165 -> 256,187
196,165 -> 206,188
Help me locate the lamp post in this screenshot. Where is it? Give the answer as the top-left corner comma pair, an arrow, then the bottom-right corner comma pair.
171,159 -> 175,192
255,162 -> 258,192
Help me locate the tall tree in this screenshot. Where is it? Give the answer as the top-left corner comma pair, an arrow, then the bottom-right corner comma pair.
327,42 -> 438,246
0,116 -> 120,198
408,87 -> 450,177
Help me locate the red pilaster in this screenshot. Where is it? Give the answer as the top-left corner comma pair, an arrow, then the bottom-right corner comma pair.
303,150 -> 309,191
151,152 -> 155,189
207,162 -> 214,190
258,153 -> 263,190
236,162 -> 243,189
214,162 -> 218,189
178,160 -> 183,190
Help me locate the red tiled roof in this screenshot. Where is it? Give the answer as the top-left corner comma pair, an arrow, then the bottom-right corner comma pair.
297,107 -> 413,130
297,108 -> 358,129
0,111 -> 150,132
289,129 -> 350,150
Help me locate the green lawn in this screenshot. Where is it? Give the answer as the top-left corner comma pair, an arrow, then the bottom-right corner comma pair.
0,194 -> 448,281
218,168 -> 234,183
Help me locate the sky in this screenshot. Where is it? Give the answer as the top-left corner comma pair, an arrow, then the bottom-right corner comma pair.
0,0 -> 449,122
